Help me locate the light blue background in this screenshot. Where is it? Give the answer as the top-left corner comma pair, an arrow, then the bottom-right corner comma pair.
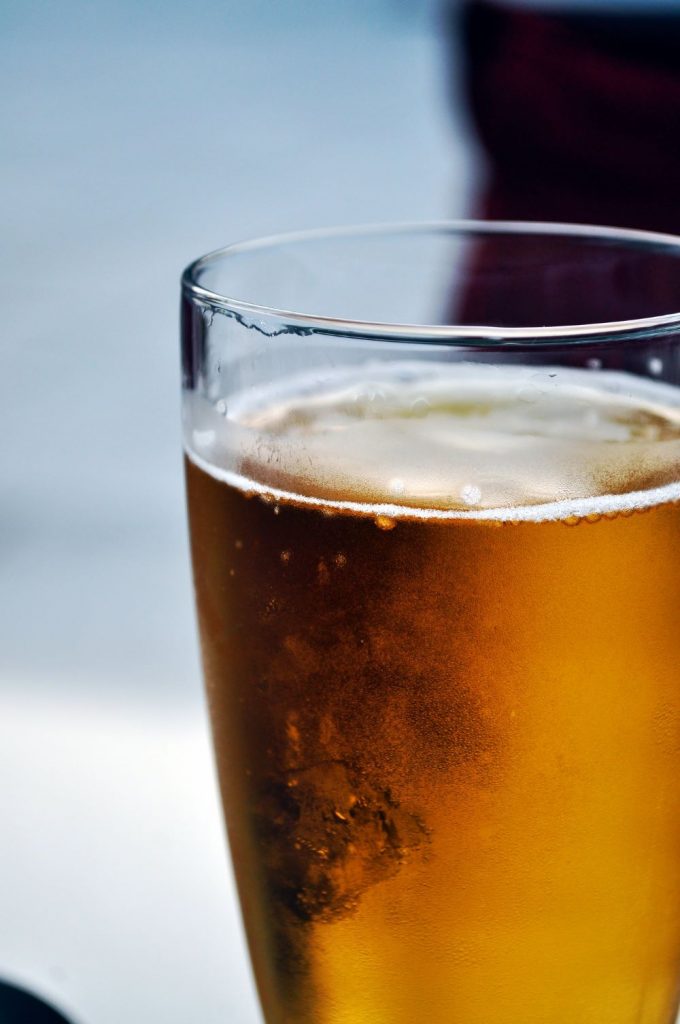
1,3 -> 472,1021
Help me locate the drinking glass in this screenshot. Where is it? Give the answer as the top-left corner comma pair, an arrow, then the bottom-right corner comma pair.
182,222 -> 680,1024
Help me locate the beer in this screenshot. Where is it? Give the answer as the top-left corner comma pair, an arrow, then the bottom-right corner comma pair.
185,364 -> 680,1024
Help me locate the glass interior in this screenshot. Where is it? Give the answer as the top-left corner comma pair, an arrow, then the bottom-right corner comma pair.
185,223 -> 680,332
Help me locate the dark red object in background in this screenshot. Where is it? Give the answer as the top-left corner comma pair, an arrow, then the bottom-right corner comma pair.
447,1 -> 680,345
457,1 -> 680,234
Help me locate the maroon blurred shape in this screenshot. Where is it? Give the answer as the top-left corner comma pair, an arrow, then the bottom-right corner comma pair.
449,2 -> 680,338
459,0 -> 680,233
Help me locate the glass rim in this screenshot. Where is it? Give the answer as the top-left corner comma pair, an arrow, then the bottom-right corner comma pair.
181,220 -> 680,343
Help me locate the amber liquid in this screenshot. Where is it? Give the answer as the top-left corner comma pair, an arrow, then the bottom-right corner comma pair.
185,368 -> 680,1024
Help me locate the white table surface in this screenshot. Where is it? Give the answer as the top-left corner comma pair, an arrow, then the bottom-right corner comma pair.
1,2 -> 473,1020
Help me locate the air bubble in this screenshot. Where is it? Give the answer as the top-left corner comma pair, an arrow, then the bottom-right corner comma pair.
649,357 -> 663,376
586,357 -> 602,370
410,397 -> 430,417
215,399 -> 228,416
334,552 -> 347,568
461,484 -> 482,506
375,515 -> 396,531
235,539 -> 243,550
358,385 -> 386,406
280,550 -> 292,564
517,385 -> 541,404
192,428 -> 215,450
273,505 -> 280,516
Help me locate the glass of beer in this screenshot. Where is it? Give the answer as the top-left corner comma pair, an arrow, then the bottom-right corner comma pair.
182,223 -> 680,1024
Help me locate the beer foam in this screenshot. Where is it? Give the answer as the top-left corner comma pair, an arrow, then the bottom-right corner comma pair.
184,363 -> 680,523
185,449 -> 680,523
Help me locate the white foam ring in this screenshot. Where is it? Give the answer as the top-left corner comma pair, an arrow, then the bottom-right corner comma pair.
185,447 -> 680,524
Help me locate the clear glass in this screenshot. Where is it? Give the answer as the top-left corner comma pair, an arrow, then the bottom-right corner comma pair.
182,222 -> 680,1024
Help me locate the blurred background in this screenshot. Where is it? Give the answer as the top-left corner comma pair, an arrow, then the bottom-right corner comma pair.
1,2 -> 469,1022
1,0 -> 678,1021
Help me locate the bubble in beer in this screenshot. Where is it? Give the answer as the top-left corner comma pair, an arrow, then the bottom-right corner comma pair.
649,357 -> 663,376
461,484 -> 482,507
517,384 -> 541,404
193,428 -> 215,451
281,550 -> 292,564
410,397 -> 430,417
